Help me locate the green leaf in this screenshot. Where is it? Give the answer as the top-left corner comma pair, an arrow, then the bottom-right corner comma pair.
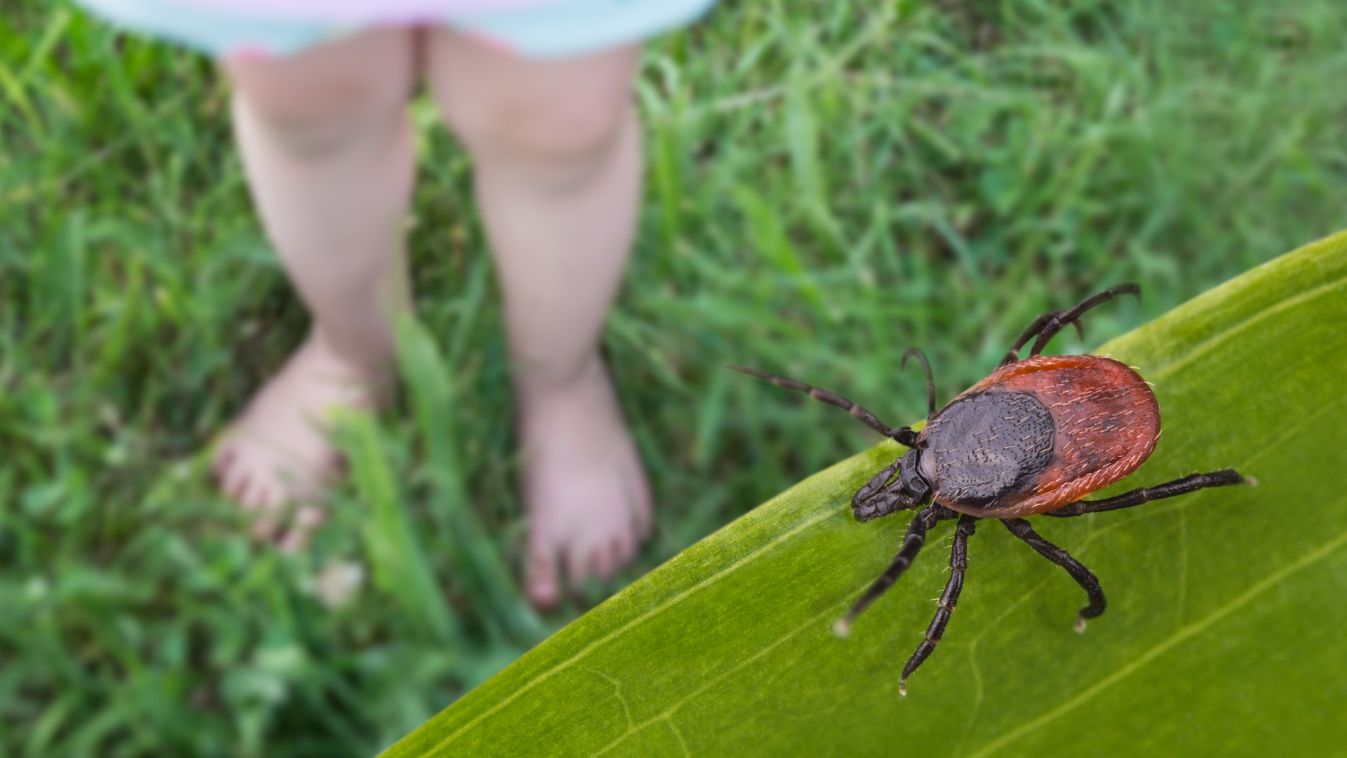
385,232 -> 1347,756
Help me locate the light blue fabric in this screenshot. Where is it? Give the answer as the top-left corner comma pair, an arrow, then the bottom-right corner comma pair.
75,0 -> 718,58
77,0 -> 340,57
453,0 -> 718,58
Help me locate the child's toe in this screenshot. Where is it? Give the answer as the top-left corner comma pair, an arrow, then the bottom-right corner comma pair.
611,535 -> 633,569
226,469 -> 254,505
564,545 -> 589,589
527,542 -> 562,610
212,447 -> 237,478
591,547 -> 615,582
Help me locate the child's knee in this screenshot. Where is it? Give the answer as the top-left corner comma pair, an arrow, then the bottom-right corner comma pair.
448,91 -> 632,167
428,37 -> 639,174
224,28 -> 416,155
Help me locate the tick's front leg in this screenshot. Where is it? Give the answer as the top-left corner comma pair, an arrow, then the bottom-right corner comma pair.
851,459 -> 906,522
900,514 -> 978,695
836,505 -> 954,635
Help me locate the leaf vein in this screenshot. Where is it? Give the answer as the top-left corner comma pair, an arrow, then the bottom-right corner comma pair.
1139,273 -> 1345,382
593,600 -> 845,755
428,506 -> 837,752
666,718 -> 692,757
967,524 -> 1347,757
579,666 -> 635,730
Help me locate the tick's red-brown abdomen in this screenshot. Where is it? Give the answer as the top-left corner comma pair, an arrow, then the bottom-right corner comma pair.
939,354 -> 1160,518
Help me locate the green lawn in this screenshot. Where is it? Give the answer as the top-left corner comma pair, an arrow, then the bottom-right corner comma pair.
3,0 -> 1346,754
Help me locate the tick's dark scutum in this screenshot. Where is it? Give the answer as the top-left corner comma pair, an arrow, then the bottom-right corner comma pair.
922,391 -> 1055,507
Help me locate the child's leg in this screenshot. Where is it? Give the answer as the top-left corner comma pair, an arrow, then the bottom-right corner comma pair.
216,29 -> 417,548
425,30 -> 651,608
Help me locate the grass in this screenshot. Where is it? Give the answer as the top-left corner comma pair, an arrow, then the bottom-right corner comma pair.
2,0 -> 1346,754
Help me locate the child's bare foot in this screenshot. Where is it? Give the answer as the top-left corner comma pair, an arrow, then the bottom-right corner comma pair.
212,332 -> 390,550
520,355 -> 653,609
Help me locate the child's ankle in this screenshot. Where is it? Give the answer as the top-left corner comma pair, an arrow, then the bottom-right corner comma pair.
514,350 -> 605,404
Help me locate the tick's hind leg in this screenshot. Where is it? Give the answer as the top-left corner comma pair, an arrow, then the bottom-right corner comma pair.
726,365 -> 919,446
835,505 -> 952,636
1003,518 -> 1105,631
900,515 -> 977,696
999,311 -> 1083,366
999,283 -> 1140,365
1044,469 -> 1246,518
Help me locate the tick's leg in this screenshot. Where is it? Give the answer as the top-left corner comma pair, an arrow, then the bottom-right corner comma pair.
899,515 -> 977,696
854,459 -> 901,501
851,459 -> 907,522
999,283 -> 1140,365
835,505 -> 951,635
901,348 -> 937,418
1003,518 -> 1105,630
727,365 -> 918,446
1044,469 -> 1246,518
1000,311 -> 1075,366
1028,283 -> 1140,357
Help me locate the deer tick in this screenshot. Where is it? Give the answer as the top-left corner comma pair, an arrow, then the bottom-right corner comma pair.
730,285 -> 1246,695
